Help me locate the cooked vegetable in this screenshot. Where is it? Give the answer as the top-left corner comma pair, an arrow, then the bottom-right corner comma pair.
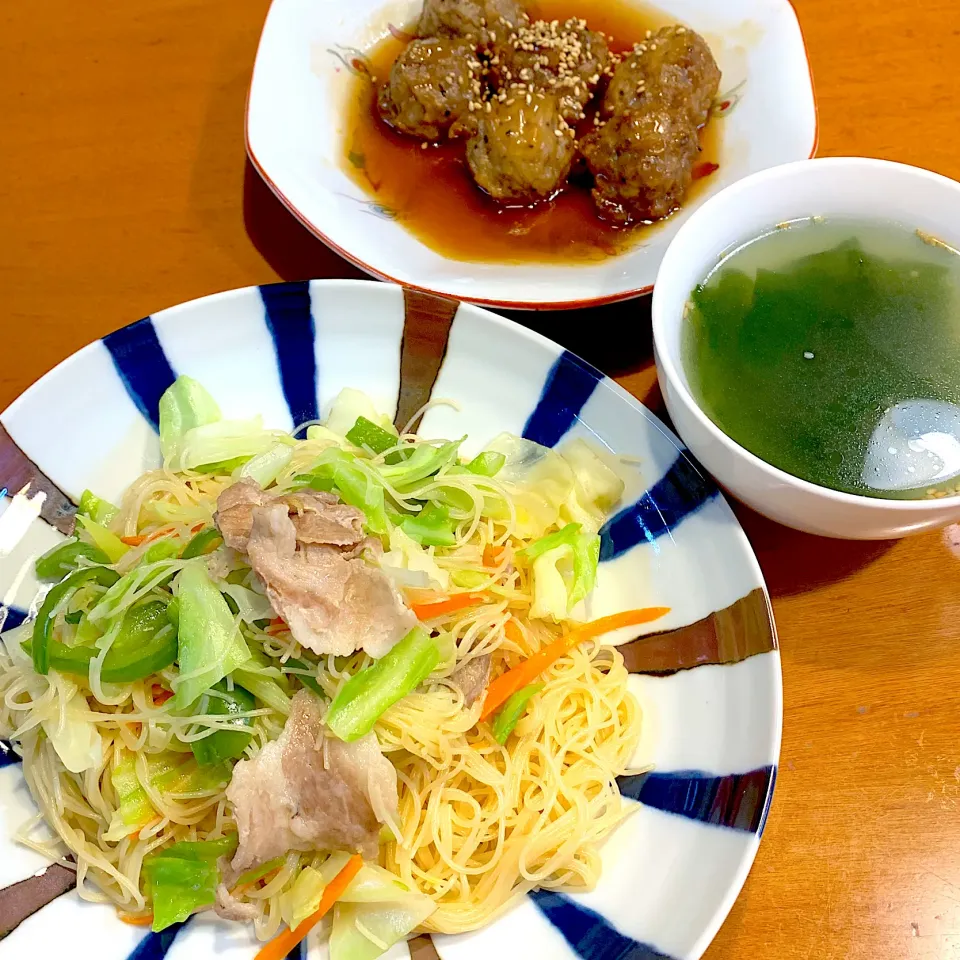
255,854 -> 363,960
483,434 -> 575,538
78,489 -> 120,526
142,539 -> 182,565
379,439 -> 462,489
480,608 -> 670,720
346,416 -> 399,455
558,438 -> 624,535
521,523 -> 601,619
401,501 -> 456,546
491,683 -> 543,743
172,564 -> 250,709
465,451 -> 506,477
28,600 -> 176,683
34,538 -> 110,581
158,375 -> 222,465
191,682 -> 257,766
40,682 -> 103,773
325,627 -> 440,741
180,527 -> 223,559
300,449 -> 391,535
409,593 -> 488,621
144,836 -> 237,931
283,658 -> 325,696
105,748 -> 156,841
238,442 -> 295,487
32,566 -> 121,674
325,388 -> 392,438
76,514 -> 129,563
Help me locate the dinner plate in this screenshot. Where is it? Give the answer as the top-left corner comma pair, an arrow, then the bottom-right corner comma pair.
246,0 -> 817,309
0,280 -> 781,959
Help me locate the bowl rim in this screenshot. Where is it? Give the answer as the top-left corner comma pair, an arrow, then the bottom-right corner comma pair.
652,154 -> 960,512
244,0 -> 819,311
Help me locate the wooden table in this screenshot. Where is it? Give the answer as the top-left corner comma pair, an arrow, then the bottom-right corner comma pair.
2,1 -> 960,957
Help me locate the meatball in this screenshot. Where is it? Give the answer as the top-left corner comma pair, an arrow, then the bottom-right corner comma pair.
491,18 -> 609,122
602,25 -> 720,128
580,105 -> 699,224
466,94 -> 576,203
417,0 -> 527,44
377,37 -> 482,141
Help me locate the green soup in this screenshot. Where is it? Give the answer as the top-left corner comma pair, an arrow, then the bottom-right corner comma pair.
682,218 -> 960,499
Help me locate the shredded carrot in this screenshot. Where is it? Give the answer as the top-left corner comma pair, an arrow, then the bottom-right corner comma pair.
118,911 -> 154,926
255,854 -> 363,960
120,526 -> 175,547
503,619 -> 525,647
480,607 -> 670,721
191,522 -> 206,533
151,684 -> 173,706
410,593 -> 489,620
482,545 -> 504,568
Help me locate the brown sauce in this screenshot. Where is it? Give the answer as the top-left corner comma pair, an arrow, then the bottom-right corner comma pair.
341,0 -> 722,265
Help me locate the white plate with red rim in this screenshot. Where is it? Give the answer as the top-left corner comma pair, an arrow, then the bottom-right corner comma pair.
246,0 -> 817,309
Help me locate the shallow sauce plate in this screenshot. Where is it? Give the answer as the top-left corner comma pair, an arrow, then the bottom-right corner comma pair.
246,0 -> 817,309
0,281 -> 780,959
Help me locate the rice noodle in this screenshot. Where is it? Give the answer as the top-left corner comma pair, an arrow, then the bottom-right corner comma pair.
0,426 -> 643,940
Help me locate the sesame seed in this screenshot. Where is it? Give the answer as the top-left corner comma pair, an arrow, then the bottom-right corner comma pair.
421,142 -> 428,149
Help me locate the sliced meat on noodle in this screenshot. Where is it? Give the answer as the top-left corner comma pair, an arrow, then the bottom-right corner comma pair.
246,503 -> 416,658
450,653 -> 491,707
227,691 -> 400,871
282,489 -> 365,546
214,478 -> 271,552
214,480 -> 366,551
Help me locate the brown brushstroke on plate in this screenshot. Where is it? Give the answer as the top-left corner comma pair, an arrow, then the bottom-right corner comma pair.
620,588 -> 776,676
0,863 -> 76,939
395,290 -> 460,433
0,424 -> 76,535
408,933 -> 443,960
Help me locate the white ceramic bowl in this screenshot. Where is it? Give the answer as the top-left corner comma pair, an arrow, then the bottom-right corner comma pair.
0,281 -> 781,959
652,156 -> 960,540
246,0 -> 817,309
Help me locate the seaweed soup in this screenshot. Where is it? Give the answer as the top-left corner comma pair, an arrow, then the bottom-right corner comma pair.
682,217 -> 960,499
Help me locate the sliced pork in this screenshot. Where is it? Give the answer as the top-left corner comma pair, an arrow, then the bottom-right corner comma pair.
247,504 -> 416,658
227,691 -> 399,871
215,478 -> 271,552
214,481 -> 415,658
450,653 -> 491,707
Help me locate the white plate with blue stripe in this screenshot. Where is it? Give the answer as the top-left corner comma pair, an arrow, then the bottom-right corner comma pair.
0,280 -> 781,960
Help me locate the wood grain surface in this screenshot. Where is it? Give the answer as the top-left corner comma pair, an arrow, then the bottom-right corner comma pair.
2,1 -> 960,958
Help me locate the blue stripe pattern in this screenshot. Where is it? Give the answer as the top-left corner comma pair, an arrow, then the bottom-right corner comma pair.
522,351 -> 603,448
599,454 -> 718,561
531,890 -> 676,960
1,606 -> 27,633
0,739 -> 21,768
617,766 -> 776,835
127,920 -> 188,959
260,282 -> 319,430
102,317 -> 177,432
